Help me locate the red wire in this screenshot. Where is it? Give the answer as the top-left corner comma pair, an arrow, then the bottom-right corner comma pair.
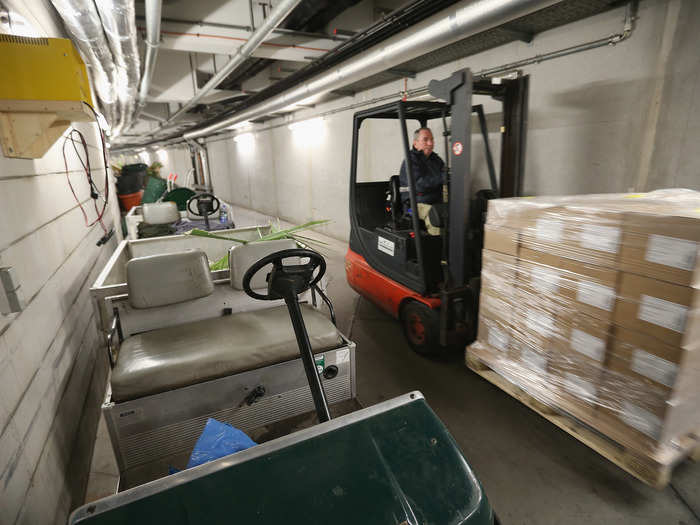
62,106 -> 110,234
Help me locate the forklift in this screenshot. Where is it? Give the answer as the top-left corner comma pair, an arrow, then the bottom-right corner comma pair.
346,68 -> 528,354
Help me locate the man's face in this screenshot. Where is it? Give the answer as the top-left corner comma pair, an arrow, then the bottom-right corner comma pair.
413,129 -> 434,157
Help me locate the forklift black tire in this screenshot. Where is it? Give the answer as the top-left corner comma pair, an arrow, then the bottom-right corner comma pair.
400,301 -> 441,356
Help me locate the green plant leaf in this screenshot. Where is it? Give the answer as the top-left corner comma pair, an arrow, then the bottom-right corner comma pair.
186,228 -> 249,243
209,254 -> 229,270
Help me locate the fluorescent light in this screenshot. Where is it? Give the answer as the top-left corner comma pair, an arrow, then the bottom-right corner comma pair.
156,148 -> 168,162
227,120 -> 252,130
234,132 -> 254,143
234,132 -> 255,153
288,118 -> 322,131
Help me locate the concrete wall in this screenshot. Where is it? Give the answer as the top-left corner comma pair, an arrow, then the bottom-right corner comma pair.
199,0 -> 700,242
0,7 -> 119,524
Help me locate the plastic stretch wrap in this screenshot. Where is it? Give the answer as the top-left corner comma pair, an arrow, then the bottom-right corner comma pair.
472,189 -> 700,453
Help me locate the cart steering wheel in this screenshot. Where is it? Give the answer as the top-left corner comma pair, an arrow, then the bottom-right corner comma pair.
186,192 -> 220,217
242,248 -> 326,301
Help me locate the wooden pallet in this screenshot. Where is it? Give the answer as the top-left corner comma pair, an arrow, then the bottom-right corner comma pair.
465,350 -> 700,489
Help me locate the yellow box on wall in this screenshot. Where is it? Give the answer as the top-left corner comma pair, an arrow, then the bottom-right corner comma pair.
0,35 -> 95,158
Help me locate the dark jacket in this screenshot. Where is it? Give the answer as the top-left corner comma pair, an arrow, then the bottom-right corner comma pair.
399,147 -> 446,207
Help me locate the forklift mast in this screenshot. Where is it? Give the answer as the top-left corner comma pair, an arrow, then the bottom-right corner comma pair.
428,69 -> 474,289
427,68 -> 529,288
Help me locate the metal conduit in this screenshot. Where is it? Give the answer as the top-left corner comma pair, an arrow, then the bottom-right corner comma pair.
113,0 -> 636,154
183,0 -> 562,140
138,0 -> 162,107
164,0 -> 302,126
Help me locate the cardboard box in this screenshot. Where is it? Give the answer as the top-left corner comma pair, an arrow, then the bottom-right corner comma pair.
613,273 -> 700,349
474,291 -> 514,366
519,206 -> 624,269
596,371 -> 700,454
483,225 -> 520,257
620,211 -> 700,287
549,354 -> 602,426
511,287 -> 563,351
509,339 -> 557,405
519,248 -> 618,322
558,313 -> 611,366
607,325 -> 700,406
595,373 -> 672,453
485,197 -> 548,228
480,250 -> 517,302
595,323 -> 700,452
547,314 -> 609,425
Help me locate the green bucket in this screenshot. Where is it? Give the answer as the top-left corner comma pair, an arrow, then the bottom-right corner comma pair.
163,187 -> 197,211
142,176 -> 168,204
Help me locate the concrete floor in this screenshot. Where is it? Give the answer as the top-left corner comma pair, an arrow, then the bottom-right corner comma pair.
84,225 -> 700,524
312,230 -> 700,525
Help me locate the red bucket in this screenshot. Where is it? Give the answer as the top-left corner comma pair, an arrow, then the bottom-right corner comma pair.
118,190 -> 143,212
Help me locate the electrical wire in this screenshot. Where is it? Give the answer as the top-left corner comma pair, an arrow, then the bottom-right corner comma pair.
62,102 -> 111,236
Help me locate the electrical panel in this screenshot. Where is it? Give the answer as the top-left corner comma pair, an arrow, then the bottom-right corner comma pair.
0,35 -> 94,158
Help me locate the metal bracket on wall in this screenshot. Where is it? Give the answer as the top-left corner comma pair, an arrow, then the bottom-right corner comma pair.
0,266 -> 25,314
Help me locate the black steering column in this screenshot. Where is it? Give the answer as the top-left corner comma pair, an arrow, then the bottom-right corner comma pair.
242,249 -> 331,423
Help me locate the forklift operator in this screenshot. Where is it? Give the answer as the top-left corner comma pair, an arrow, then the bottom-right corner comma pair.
398,127 -> 446,235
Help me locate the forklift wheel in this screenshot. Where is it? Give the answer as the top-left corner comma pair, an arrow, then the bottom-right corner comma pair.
401,301 -> 441,356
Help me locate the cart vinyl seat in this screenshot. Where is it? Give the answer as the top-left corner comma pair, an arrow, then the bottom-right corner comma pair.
111,304 -> 343,402
114,241 -> 340,402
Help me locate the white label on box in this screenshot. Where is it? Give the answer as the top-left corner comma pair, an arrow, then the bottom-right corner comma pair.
488,326 -> 510,353
580,224 -> 621,254
620,401 -> 662,439
521,347 -> 548,374
570,329 -> 605,362
377,236 -> 395,256
630,349 -> 678,388
336,348 -> 350,364
535,218 -> 564,243
531,265 -> 560,294
576,281 -> 615,312
563,372 -> 596,400
645,234 -> 698,271
638,295 -> 688,333
525,310 -> 555,333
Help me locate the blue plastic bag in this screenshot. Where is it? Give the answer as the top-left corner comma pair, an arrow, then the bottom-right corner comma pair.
186,418 -> 257,469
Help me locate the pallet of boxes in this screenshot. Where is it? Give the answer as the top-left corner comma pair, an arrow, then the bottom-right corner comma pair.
467,189 -> 700,488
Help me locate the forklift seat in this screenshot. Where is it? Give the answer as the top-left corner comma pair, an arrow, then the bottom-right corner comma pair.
113,248 -> 342,402
428,203 -> 448,228
387,175 -> 403,227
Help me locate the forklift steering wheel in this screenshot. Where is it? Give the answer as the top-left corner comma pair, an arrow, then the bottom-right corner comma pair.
186,193 -> 220,217
242,248 -> 326,301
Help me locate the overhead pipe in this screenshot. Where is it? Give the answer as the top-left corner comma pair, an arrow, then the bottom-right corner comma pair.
94,0 -> 141,135
137,0 -> 163,109
184,0 -> 562,140
113,0 -> 637,154
163,0 -> 302,126
50,0 -> 119,125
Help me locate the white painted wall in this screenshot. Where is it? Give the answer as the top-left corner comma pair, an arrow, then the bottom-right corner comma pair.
113,144 -> 194,188
198,0 -> 700,242
0,6 -> 119,524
